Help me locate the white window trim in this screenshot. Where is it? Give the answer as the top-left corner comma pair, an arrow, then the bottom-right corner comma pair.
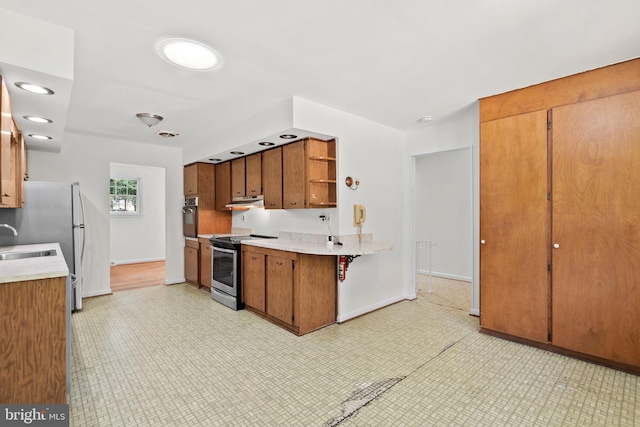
110,177 -> 143,216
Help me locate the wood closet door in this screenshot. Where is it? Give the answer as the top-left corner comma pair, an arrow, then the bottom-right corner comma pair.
551,91 -> 640,367
480,110 -> 550,343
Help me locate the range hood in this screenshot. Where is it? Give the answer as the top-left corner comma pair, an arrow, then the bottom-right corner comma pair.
225,195 -> 265,209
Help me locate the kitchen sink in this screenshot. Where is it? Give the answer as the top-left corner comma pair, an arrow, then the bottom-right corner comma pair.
0,249 -> 57,261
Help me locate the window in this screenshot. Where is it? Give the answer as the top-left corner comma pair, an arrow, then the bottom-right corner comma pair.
110,178 -> 141,214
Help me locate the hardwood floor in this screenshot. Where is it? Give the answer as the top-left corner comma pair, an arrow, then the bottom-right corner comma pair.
110,261 -> 166,292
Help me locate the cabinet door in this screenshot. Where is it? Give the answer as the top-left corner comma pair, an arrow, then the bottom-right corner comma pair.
245,153 -> 262,196
282,141 -> 306,209
0,77 -> 13,207
184,245 -> 199,284
199,241 -> 212,288
215,161 -> 231,211
480,110 -> 549,343
231,157 -> 245,198
551,91 -> 640,367
262,147 -> 283,209
243,251 -> 266,311
183,164 -> 198,195
266,255 -> 294,325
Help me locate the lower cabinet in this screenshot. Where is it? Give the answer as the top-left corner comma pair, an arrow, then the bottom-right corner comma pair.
0,276 -> 67,404
184,239 -> 199,286
198,238 -> 212,289
241,245 -> 337,335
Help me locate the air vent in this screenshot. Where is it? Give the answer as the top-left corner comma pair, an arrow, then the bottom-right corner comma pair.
157,130 -> 179,138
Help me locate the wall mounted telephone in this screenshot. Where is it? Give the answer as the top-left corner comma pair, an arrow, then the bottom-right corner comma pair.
353,204 -> 366,226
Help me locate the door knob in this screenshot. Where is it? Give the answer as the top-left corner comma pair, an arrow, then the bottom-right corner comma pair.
553,243 -> 560,249
480,240 -> 486,245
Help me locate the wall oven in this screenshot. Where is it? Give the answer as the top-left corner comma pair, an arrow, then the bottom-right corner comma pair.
210,234 -> 277,310
182,197 -> 198,237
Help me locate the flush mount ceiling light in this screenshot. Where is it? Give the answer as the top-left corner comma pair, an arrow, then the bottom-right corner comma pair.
279,134 -> 297,140
259,141 -> 275,146
15,82 -> 54,95
28,134 -> 52,140
136,113 -> 163,127
23,115 -> 53,124
156,38 -> 223,71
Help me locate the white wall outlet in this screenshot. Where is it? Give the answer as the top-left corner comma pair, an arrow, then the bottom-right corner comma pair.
241,213 -> 246,222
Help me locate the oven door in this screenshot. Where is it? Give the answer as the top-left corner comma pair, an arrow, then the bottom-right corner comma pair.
211,246 -> 238,296
182,206 -> 198,237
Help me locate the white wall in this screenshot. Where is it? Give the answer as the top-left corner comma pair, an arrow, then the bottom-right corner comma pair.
292,97 -> 409,322
415,149 -> 472,281
110,163 -> 166,265
27,133 -> 183,298
406,102 -> 480,315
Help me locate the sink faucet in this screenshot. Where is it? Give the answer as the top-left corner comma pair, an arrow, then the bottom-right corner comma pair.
0,224 -> 18,236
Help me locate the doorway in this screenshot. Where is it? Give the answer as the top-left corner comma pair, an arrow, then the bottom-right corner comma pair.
109,163 -> 166,291
413,148 -> 473,311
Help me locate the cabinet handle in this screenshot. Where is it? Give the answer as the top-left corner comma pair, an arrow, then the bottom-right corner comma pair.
270,203 -> 276,207
290,201 -> 297,206
2,193 -> 9,197
251,256 -> 258,260
553,243 -> 560,249
276,261 -> 283,266
480,240 -> 485,245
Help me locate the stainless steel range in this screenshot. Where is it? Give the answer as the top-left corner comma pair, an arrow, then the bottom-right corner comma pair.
209,234 -> 277,310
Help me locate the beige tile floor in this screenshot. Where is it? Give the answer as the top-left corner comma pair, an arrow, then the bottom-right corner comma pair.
69,277 -> 638,426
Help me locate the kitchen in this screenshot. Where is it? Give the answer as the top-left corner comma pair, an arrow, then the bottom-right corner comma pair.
1,1 -> 639,425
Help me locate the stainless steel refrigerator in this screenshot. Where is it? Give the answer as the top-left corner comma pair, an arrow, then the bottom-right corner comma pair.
0,181 -> 85,311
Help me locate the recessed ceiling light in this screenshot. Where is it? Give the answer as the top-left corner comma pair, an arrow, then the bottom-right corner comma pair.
259,142 -> 275,146
15,82 -> 54,95
28,134 -> 52,140
279,134 -> 297,139
230,151 -> 244,155
156,38 -> 223,71
156,130 -> 179,138
209,158 -> 222,162
23,115 -> 53,124
418,116 -> 433,122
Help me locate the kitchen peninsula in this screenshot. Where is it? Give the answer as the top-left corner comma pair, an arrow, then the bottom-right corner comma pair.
241,233 -> 392,335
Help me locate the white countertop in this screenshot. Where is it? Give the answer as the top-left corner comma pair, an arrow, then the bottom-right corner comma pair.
0,243 -> 69,284
241,238 -> 392,256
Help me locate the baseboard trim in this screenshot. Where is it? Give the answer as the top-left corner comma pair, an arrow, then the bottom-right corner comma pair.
82,289 -> 112,298
165,278 -> 185,285
110,257 -> 166,266
418,271 -> 472,282
337,294 -> 411,323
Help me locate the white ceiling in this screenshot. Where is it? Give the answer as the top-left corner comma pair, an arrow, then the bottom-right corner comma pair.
0,0 -> 639,155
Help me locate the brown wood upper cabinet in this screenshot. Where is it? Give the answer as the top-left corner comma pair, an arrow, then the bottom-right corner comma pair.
183,162 -> 215,209
231,157 -> 245,198
479,58 -> 640,373
215,137 -> 336,210
282,138 -> 336,209
282,140 -> 306,208
262,147 -> 282,209
0,76 -> 26,208
215,161 -> 231,211
245,153 -> 262,196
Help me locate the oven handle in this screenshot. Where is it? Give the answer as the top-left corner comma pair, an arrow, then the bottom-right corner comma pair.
212,246 -> 236,255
